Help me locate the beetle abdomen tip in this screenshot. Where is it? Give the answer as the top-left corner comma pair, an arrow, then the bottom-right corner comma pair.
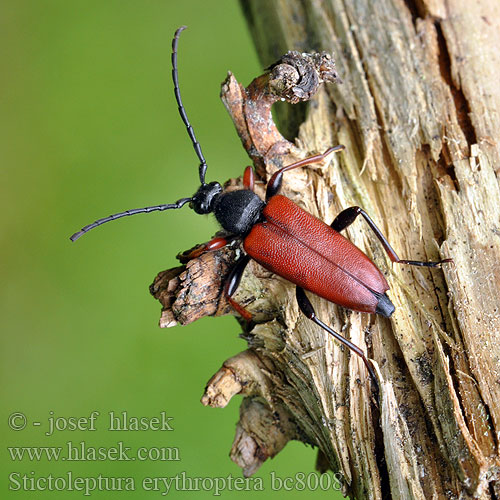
375,293 -> 395,318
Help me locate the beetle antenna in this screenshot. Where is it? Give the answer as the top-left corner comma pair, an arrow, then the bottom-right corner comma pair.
172,26 -> 208,185
70,197 -> 192,241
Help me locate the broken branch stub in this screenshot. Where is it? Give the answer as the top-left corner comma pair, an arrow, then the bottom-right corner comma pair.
150,50 -> 341,476
220,50 -> 341,173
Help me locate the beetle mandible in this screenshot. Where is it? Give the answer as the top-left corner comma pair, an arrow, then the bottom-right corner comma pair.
71,26 -> 451,385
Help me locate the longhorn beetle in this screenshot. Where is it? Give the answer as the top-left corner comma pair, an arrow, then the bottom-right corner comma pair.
71,26 -> 451,384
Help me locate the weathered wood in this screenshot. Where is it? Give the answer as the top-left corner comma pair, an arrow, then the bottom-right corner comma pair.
152,1 -> 500,498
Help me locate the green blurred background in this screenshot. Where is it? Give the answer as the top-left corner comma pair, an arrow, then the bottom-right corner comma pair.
1,1 -> 343,498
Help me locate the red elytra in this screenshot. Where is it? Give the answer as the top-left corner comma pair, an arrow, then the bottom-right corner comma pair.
244,195 -> 388,315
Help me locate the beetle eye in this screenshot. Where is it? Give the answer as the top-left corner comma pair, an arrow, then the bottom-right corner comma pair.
190,182 -> 222,215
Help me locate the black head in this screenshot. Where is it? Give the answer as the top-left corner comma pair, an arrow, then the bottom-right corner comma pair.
190,182 -> 223,214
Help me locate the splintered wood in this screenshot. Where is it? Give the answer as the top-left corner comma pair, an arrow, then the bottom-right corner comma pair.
151,2 -> 500,497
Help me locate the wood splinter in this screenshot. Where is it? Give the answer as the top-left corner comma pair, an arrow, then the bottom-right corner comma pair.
201,350 -> 273,408
230,397 -> 303,477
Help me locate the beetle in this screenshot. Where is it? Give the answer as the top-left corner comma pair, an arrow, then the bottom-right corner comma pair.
71,26 -> 451,384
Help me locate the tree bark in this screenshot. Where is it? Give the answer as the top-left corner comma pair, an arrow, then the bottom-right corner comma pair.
152,1 -> 500,498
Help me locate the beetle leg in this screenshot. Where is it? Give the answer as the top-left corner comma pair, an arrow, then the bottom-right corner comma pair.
296,286 -> 378,386
266,145 -> 345,201
225,254 -> 253,321
331,206 -> 452,268
243,166 -> 255,191
180,235 -> 236,261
